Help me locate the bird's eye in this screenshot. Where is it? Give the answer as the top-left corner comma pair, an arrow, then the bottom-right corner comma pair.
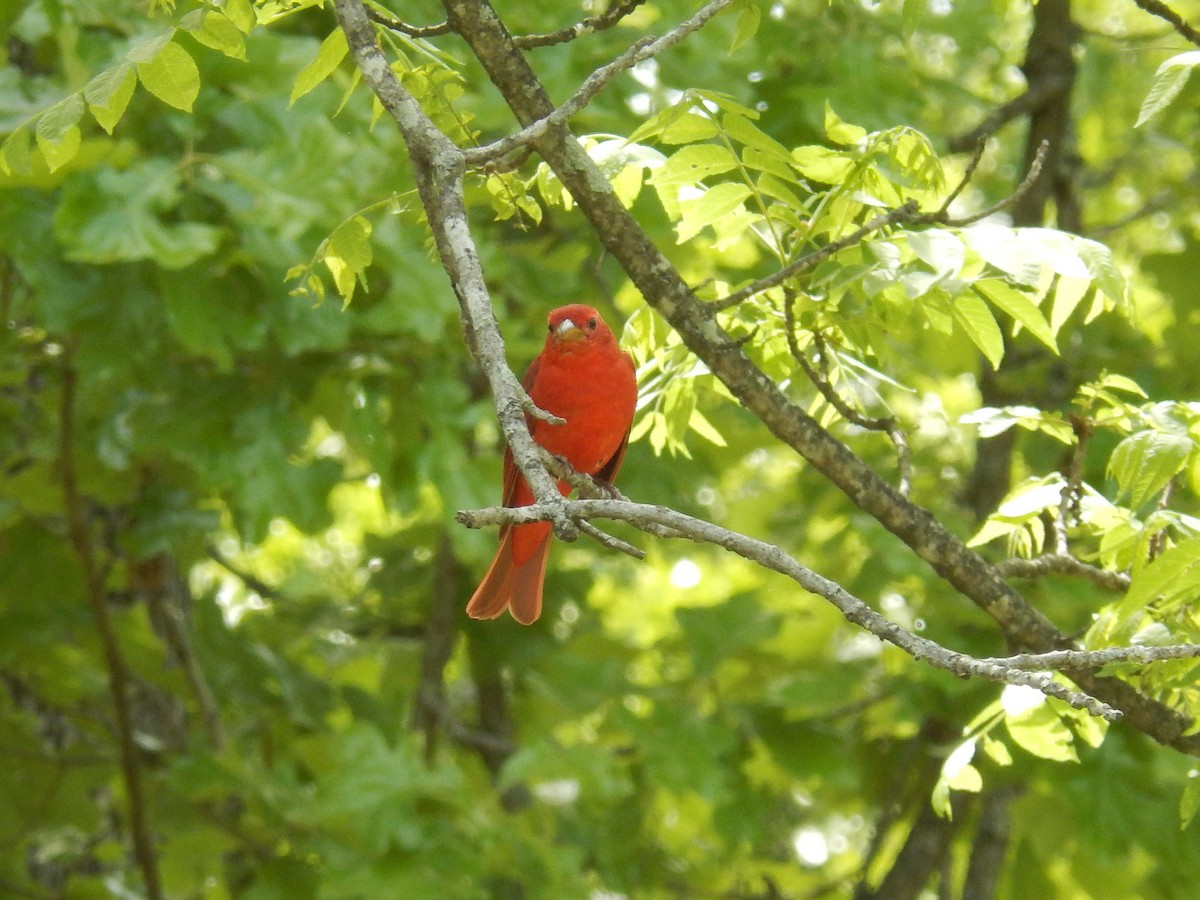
588,317 -> 597,329
548,322 -> 554,332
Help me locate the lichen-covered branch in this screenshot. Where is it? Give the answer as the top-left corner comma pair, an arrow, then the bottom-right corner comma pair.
457,498 -> 1120,719
332,0 -> 577,540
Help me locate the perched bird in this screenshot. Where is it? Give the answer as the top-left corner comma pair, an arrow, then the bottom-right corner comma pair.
466,304 -> 638,624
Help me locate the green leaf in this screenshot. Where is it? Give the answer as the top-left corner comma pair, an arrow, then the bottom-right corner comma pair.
0,127 -> 33,176
291,28 -> 348,105
1182,773 -> 1200,829
651,144 -> 740,188
932,739 -> 982,818
724,112 -> 791,162
84,65 -> 137,134
323,215 -> 373,303
658,112 -> 720,145
791,145 -> 853,183
824,102 -> 867,145
906,229 -> 964,278
136,41 -> 201,111
1108,429 -> 1193,509
961,223 -> 1043,286
976,280 -> 1058,352
126,32 -> 173,64
953,291 -> 1004,368
1119,537 -> 1200,618
1075,237 -> 1126,308
1050,275 -> 1091,333
730,0 -> 761,52
1003,688 -> 1078,762
183,10 -> 247,60
54,162 -> 222,268
677,182 -> 753,243
34,94 -> 85,173
688,408 -> 727,447
223,0 -> 257,32
1136,51 -> 1200,127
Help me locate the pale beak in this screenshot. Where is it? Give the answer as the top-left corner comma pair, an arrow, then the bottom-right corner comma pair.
554,318 -> 584,341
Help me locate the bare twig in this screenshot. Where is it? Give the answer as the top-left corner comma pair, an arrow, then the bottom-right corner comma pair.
457,498 -> 1123,720
463,0 -> 734,167
134,555 -> 226,751
365,7 -> 451,38
993,554 -> 1131,592
207,543 -> 278,599
711,202 -> 919,312
1128,0 -> 1200,46
1148,478 -> 1176,562
782,294 -> 912,495
927,141 -> 1051,227
978,643 -> 1200,670
59,350 -> 162,900
948,79 -> 1071,153
513,0 -> 647,49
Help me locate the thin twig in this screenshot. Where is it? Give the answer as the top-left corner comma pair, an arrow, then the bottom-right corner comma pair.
941,136 -> 989,210
1128,0 -> 1200,46
993,554 -> 1131,592
513,0 -> 648,49
923,141 -> 1051,228
710,202 -> 919,312
207,543 -> 278,599
59,349 -> 163,899
365,7 -> 451,38
782,294 -> 912,495
712,142 -> 1049,315
948,79 -> 1071,153
463,0 -> 734,166
978,643 -> 1200,670
457,498 -> 1123,719
1148,476 -> 1177,562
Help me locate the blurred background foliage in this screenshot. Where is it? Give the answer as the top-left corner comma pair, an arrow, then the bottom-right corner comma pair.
2,0 -> 1200,897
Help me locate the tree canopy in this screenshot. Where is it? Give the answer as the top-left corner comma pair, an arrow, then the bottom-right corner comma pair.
3,0 -> 1200,897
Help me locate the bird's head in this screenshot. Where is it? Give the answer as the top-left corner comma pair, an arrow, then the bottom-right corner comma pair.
546,304 -> 612,348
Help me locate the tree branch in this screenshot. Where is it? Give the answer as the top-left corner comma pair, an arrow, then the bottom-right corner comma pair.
333,0 -> 578,542
365,7 -> 451,38
436,0 -> 1200,752
458,498 -> 1122,719
410,532 -> 464,762
993,554 -> 1131,592
1128,0 -> 1200,46
977,643 -> 1200,671
710,202 -> 918,312
59,350 -> 162,900
512,0 -> 648,49
463,0 -> 734,167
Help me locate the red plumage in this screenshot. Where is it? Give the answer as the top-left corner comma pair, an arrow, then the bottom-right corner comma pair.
466,305 -> 638,624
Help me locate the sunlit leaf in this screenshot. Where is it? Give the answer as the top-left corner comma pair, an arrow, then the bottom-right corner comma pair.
136,41 -> 201,111
953,291 -> 1004,368
84,65 -> 138,133
1136,51 -> 1200,127
291,28 -> 348,104
1108,429 -> 1193,509
34,94 -> 84,172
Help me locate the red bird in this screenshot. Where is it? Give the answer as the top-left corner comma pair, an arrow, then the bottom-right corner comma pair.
466,305 -> 638,624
